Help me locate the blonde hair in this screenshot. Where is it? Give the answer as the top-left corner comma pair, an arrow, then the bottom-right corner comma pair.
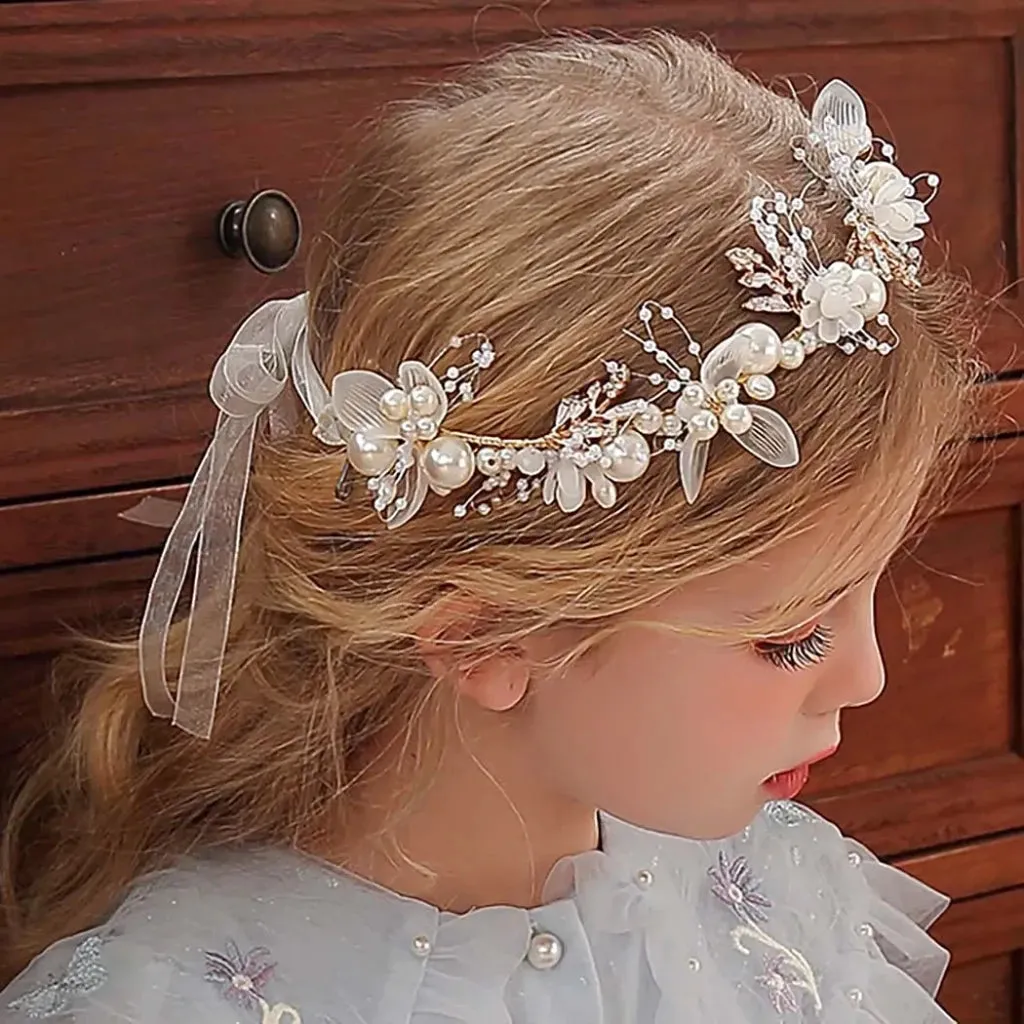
1,31 -> 979,979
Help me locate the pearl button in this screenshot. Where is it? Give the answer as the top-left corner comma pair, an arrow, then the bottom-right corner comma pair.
526,931 -> 563,970
411,935 -> 432,958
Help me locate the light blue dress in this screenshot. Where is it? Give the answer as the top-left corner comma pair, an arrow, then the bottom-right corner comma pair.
1,802 -> 953,1023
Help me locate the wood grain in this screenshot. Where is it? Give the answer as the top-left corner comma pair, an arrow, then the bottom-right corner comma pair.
1,0 -> 1021,86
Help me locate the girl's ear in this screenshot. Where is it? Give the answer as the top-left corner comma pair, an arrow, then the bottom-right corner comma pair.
415,593 -> 529,712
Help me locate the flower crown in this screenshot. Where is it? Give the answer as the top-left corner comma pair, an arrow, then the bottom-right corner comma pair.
330,80 -> 938,526
139,79 -> 939,738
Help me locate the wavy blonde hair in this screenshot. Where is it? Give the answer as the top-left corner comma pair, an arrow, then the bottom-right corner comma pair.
1,31 -> 979,979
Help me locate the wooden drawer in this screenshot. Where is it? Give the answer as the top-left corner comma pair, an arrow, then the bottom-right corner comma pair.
2,1 -> 1022,511
804,456 -> 1024,853
0,68 -> 433,503
900,835 -> 1024,1023
0,447 -> 1017,800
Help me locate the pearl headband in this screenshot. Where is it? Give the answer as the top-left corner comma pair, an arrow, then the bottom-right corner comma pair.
140,79 -> 938,737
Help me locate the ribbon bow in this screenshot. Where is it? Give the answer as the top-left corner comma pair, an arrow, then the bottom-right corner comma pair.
139,292 -> 339,738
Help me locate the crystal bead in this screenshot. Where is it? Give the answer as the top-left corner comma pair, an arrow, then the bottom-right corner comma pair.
411,935 -> 432,958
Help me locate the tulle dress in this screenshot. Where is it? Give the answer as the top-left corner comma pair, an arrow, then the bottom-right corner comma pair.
1,801 -> 954,1023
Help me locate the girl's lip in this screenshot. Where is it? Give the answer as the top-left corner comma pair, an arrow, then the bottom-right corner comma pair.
764,745 -> 838,783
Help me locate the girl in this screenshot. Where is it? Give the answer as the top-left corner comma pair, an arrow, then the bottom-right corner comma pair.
0,31 -> 978,1024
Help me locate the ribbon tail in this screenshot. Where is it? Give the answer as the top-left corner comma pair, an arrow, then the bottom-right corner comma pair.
138,445 -> 217,719
171,415 -> 258,739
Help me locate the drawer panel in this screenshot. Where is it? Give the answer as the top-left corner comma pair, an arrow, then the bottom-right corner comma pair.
899,835 -> 1024,1022
0,69 -> 428,501
806,505 -> 1024,852
0,487 -> 1019,848
2,29 -> 1019,503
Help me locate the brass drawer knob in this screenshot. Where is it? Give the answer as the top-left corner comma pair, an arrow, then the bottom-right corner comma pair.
217,188 -> 302,274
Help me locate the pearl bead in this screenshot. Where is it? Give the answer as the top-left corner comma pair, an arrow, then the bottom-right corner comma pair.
514,447 -> 546,476
714,378 -> 740,404
476,447 -> 502,476
779,339 -> 805,370
409,384 -> 440,418
499,448 -> 516,470
603,430 -> 650,483
348,432 -> 399,476
415,417 -> 439,441
526,931 -> 563,970
687,410 -> 719,442
399,419 -> 418,441
634,403 -> 664,435
743,374 -> 776,401
854,270 -> 887,318
856,923 -> 874,938
635,869 -> 654,889
411,935 -> 432,958
661,413 -> 683,436
735,323 -> 782,374
687,958 -> 701,972
674,383 -> 706,421
422,437 -> 475,490
846,988 -> 863,1008
379,387 -> 410,422
847,850 -> 862,867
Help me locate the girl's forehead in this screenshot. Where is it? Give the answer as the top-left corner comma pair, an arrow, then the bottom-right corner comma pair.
660,491 -> 916,629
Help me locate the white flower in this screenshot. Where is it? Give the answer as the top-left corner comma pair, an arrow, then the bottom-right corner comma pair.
542,453 -> 616,513
858,161 -> 929,243
676,326 -> 799,503
331,361 -> 456,528
540,430 -> 651,513
800,262 -> 887,346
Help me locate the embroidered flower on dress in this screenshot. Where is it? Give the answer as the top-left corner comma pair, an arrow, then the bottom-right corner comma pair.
755,953 -> 803,1013
205,940 -> 276,1012
8,935 -> 107,1019
708,851 -> 772,924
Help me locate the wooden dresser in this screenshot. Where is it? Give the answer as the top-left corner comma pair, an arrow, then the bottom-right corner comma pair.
3,2 -> 1024,1018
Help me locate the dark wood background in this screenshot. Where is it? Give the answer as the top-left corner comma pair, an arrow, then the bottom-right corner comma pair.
3,2 -> 1024,1019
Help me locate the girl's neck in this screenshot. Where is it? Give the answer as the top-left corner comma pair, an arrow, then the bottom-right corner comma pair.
313,707 -> 600,913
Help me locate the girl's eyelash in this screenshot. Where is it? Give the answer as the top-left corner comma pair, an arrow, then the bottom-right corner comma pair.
754,624 -> 835,671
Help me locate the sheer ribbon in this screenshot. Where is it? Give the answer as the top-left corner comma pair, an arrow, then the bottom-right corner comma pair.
139,292 -> 341,738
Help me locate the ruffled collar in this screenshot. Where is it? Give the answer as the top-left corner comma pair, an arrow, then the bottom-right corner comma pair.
96,802 -> 952,1024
